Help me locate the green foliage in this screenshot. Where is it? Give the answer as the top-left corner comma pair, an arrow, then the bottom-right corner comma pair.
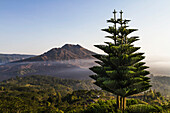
0,96 -> 34,113
82,99 -> 116,113
0,75 -> 98,96
152,104 -> 163,112
63,89 -> 111,104
61,90 -> 113,113
38,106 -> 64,113
142,89 -> 168,105
127,104 -> 157,113
0,75 -> 99,113
126,99 -> 138,106
0,75 -> 169,112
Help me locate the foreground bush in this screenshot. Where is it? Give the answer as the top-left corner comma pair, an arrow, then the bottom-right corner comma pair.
127,104 -> 157,113
126,99 -> 138,106
82,99 -> 116,113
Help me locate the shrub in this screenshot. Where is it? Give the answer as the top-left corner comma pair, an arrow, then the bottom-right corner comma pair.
126,99 -> 138,106
152,105 -> 163,112
82,100 -> 116,113
127,104 -> 157,113
137,99 -> 148,105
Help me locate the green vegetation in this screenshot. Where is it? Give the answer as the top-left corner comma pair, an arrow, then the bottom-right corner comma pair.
0,75 -> 169,112
0,75 -> 111,112
0,75 -> 98,96
130,89 -> 169,106
143,89 -> 168,105
89,9 -> 151,111
0,75 -> 99,112
127,104 -> 157,113
82,99 -> 169,113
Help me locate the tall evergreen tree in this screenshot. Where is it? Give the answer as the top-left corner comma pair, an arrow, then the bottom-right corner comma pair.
89,10 -> 151,110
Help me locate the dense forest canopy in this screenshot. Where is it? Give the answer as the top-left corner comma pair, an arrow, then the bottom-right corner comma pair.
0,75 -> 169,112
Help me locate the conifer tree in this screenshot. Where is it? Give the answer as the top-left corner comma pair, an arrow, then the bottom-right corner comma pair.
89,10 -> 151,111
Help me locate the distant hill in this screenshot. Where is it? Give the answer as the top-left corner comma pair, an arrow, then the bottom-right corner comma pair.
150,76 -> 170,97
0,54 -> 35,64
15,44 -> 96,62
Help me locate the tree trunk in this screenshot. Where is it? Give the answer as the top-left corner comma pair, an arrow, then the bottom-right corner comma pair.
123,97 -> 126,111
117,95 -> 120,109
120,96 -> 123,110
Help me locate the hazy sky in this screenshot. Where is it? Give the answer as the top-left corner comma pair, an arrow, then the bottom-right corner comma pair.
0,0 -> 170,62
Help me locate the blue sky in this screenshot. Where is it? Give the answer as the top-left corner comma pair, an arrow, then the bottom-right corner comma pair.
0,0 -> 170,61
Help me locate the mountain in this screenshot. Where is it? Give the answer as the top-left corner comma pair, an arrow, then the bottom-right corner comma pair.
0,44 -> 96,81
15,44 -> 96,62
0,54 -> 35,64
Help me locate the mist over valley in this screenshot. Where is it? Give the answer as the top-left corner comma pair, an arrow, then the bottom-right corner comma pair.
0,44 -> 170,82
146,57 -> 170,76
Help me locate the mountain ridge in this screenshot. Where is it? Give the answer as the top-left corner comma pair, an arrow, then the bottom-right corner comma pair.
0,54 -> 35,64
14,44 -> 96,62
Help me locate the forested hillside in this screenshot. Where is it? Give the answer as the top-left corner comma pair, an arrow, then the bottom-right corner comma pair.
0,75 -> 169,113
0,75 -> 98,96
0,75 -> 169,97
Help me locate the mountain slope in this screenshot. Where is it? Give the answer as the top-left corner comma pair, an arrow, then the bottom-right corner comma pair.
15,44 -> 96,62
0,54 -> 35,64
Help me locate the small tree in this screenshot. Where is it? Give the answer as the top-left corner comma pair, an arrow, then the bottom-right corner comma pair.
89,10 -> 151,111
